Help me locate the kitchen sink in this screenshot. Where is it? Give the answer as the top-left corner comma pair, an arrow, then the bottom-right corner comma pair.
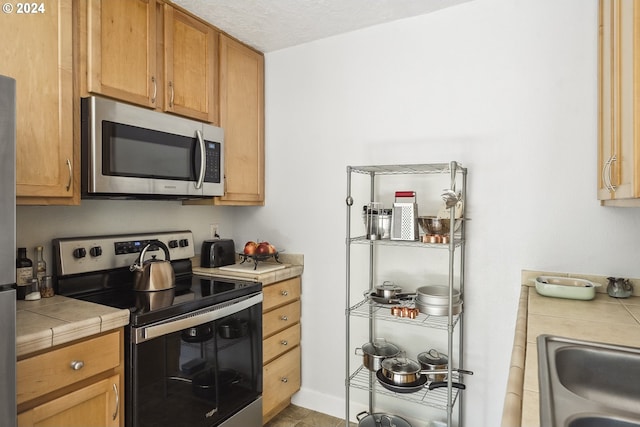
537,335 -> 640,427
567,417 -> 640,427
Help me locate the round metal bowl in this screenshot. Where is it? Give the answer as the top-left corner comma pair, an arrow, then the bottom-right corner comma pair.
415,299 -> 463,316
416,285 -> 460,305
417,216 -> 462,235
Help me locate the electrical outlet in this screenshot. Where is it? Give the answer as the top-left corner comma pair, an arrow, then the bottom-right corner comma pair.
209,223 -> 219,239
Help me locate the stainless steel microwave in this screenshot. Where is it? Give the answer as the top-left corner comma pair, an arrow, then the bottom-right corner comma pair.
81,96 -> 224,199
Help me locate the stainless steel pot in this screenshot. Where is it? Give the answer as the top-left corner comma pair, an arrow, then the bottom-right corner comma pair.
130,240 -> 175,291
375,281 -> 403,299
355,339 -> 400,371
380,356 -> 472,384
417,349 -> 448,382
356,411 -> 412,427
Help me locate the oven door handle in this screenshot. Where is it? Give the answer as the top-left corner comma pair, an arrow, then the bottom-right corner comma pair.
134,293 -> 262,344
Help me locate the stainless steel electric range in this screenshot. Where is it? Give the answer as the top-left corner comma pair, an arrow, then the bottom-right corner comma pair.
52,231 -> 263,427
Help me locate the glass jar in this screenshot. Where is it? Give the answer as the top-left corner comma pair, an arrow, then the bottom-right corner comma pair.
24,278 -> 40,301
39,275 -> 54,298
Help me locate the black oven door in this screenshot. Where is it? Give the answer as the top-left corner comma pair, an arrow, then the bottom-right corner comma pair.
128,293 -> 262,427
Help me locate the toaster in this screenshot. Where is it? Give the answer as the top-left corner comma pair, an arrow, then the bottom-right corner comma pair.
200,239 -> 236,268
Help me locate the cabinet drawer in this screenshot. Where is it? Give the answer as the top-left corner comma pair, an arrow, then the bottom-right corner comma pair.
263,300 -> 300,338
263,346 -> 300,417
17,331 -> 121,405
263,323 -> 300,364
263,277 -> 300,312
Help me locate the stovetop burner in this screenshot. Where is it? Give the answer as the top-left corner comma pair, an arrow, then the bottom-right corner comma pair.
51,231 -> 262,326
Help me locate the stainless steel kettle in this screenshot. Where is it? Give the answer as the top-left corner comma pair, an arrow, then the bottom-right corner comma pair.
130,241 -> 175,291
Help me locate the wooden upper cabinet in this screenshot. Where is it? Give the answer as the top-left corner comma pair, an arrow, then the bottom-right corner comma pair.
83,0 -> 216,122
216,34 -> 265,205
0,0 -> 77,204
163,5 -> 216,123
598,0 -> 640,206
85,0 -> 158,108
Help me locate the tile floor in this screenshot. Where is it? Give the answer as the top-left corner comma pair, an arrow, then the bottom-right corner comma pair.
265,405 -> 357,427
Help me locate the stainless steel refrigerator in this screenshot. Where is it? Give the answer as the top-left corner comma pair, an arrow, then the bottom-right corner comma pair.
0,75 -> 17,427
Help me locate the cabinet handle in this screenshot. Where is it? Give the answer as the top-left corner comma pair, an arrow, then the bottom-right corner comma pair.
151,76 -> 157,104
281,377 -> 288,383
169,81 -> 174,108
112,383 -> 119,421
65,158 -> 72,192
603,155 -> 617,192
280,315 -> 288,321
281,340 -> 288,346
70,360 -> 84,370
280,290 -> 289,296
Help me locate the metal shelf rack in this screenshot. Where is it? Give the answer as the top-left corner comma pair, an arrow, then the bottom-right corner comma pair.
344,161 -> 468,427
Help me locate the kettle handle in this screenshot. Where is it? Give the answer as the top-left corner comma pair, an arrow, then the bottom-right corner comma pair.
130,240 -> 171,271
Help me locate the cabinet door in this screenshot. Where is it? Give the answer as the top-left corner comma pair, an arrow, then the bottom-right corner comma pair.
0,0 -> 75,202
216,34 -> 265,205
17,374 -> 121,427
85,0 -> 157,108
598,0 -> 640,204
163,5 -> 216,122
263,346 -> 301,422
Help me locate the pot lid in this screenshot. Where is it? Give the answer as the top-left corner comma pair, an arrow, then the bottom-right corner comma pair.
417,349 -> 448,365
357,413 -> 412,427
380,357 -> 420,374
362,340 -> 400,356
376,281 -> 402,292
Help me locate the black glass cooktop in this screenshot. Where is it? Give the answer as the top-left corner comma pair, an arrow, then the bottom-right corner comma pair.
58,271 -> 261,327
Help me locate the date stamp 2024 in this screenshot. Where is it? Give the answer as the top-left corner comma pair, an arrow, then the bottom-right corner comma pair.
2,2 -> 46,14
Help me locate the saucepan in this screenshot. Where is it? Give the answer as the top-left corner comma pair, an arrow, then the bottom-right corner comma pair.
367,282 -> 415,304
355,338 -> 401,371
379,356 -> 472,387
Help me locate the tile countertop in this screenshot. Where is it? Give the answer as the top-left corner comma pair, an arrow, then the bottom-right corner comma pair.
191,253 -> 304,285
16,296 -> 130,357
501,271 -> 640,427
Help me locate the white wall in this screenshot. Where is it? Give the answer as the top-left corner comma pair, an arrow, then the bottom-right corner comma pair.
234,0 -> 640,425
16,200 -> 238,266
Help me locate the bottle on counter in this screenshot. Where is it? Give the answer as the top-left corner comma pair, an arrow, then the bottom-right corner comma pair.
34,245 -> 46,283
16,247 -> 33,300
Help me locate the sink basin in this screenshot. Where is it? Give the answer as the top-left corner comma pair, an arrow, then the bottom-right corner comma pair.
538,335 -> 640,427
567,417 -> 640,427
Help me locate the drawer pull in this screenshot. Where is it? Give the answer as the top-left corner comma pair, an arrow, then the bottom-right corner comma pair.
281,290 -> 289,296
280,315 -> 288,321
281,377 -> 288,383
112,383 -> 119,421
70,360 -> 84,371
281,340 -> 288,346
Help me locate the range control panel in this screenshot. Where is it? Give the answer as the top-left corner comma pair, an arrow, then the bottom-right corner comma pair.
53,231 -> 195,276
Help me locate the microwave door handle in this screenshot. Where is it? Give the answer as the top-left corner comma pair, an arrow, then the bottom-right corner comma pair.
195,129 -> 205,189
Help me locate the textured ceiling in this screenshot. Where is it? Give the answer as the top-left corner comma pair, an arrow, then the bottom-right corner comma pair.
171,0 -> 471,52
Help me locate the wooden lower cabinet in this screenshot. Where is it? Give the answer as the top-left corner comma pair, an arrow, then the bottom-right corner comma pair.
17,329 -> 124,427
17,374 -> 121,427
262,276 -> 301,424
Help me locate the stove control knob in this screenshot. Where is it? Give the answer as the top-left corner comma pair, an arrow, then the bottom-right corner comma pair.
168,240 -> 178,249
73,247 -> 87,259
179,239 -> 189,247
89,246 -> 102,257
